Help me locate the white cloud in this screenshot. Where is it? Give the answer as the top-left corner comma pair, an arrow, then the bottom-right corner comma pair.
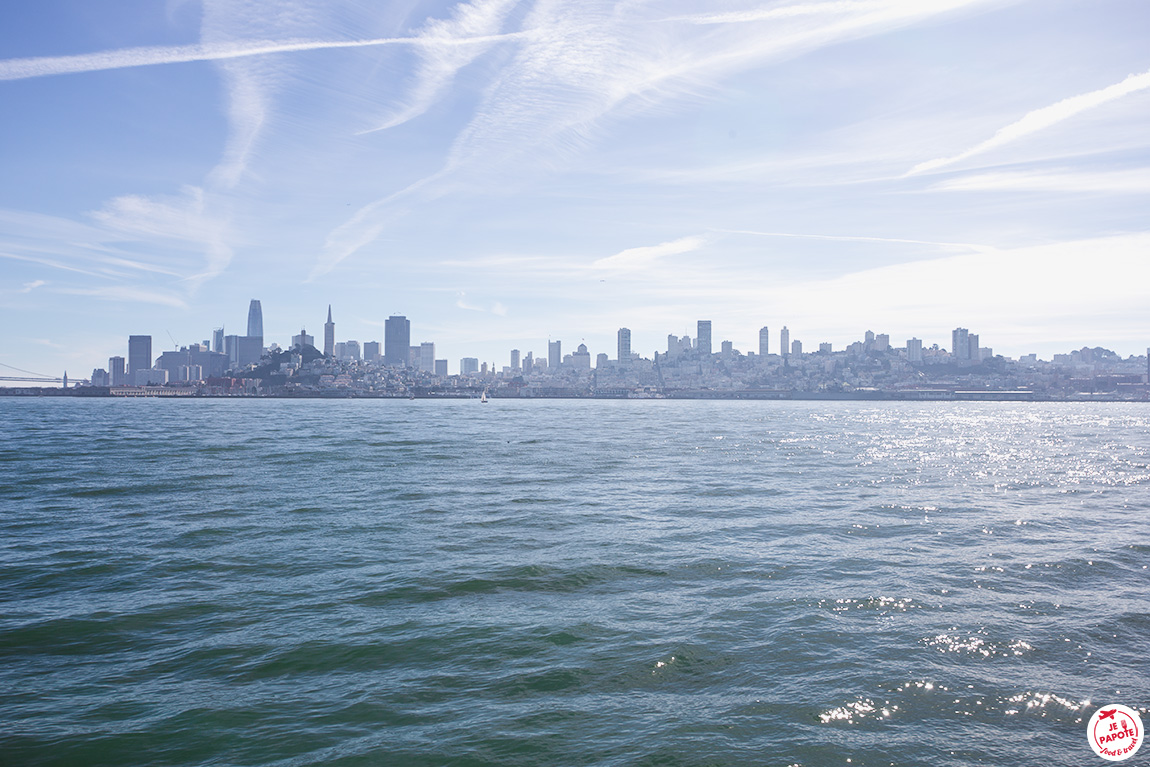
0,32 -> 525,82
930,168 -> 1150,193
20,280 -> 47,293
360,0 -> 522,134
592,235 -> 706,270
57,285 -> 189,309
909,69 -> 1150,175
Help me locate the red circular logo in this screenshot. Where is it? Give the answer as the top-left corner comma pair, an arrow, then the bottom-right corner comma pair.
1088,704 -> 1142,761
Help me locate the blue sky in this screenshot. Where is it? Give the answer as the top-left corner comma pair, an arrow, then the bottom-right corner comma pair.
2,0 -> 1148,380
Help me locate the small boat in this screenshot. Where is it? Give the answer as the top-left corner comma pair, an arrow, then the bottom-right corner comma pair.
480,390 -> 488,403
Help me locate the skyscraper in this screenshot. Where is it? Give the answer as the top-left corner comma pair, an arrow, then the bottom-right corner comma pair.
128,335 -> 152,381
385,316 -> 411,366
780,326 -> 790,357
511,349 -> 521,370
907,338 -> 923,363
109,356 -> 126,387
759,326 -> 769,356
696,320 -> 712,355
419,342 -> 435,372
952,328 -> 970,361
548,340 -> 561,370
212,327 -> 224,353
247,300 -> 263,345
617,328 -> 631,362
324,305 -> 335,358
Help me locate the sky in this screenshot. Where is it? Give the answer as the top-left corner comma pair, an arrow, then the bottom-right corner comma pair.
1,0 -> 1148,381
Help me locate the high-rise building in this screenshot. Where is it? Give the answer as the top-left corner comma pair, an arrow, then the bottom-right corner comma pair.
420,342 -> 435,372
109,356 -> 126,387
345,340 -> 361,361
952,328 -> 970,361
128,335 -> 152,381
721,340 -> 734,355
548,340 -> 561,369
363,341 -> 381,362
759,326 -> 769,357
324,305 -> 335,358
617,328 -> 631,362
511,349 -> 521,370
596,352 -> 609,368
780,326 -> 790,357
907,338 -> 924,363
968,333 -> 980,361
819,342 -> 833,354
524,351 -> 533,372
874,334 -> 890,352
292,329 -> 314,349
434,359 -> 448,377
247,300 -> 263,346
791,339 -> 803,356
696,320 -> 712,356
385,316 -> 411,366
572,343 -> 591,370
460,357 -> 479,375
213,327 -> 225,353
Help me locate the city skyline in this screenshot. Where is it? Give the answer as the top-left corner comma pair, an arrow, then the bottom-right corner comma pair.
2,1 -> 1149,380
52,297 -> 1150,385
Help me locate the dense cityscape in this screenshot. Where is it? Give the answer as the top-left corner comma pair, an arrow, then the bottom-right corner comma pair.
5,299 -> 1149,400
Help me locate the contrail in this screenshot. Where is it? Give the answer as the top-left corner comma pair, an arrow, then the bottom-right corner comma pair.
0,32 -> 527,82
908,68 -> 1150,175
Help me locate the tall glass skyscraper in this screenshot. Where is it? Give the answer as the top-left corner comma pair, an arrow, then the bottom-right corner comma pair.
247,300 -> 263,344
696,320 -> 712,356
384,316 -> 411,366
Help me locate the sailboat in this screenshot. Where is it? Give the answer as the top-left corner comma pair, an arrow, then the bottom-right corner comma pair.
480,390 -> 488,403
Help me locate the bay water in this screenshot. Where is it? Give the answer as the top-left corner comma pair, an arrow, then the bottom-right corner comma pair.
1,399 -> 1148,766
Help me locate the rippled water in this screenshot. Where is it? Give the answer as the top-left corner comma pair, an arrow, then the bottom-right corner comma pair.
2,399 -> 1148,766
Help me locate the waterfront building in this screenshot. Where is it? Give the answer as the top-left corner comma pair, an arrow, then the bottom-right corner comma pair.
109,356 -> 126,387
128,335 -> 152,381
618,328 -> 631,363
697,320 -> 712,356
385,316 -> 411,366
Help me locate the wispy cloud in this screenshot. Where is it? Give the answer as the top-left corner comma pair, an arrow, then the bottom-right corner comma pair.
908,69 -> 1150,175
57,285 -> 189,308
592,235 -> 706,270
20,280 -> 47,293
316,0 -> 1002,275
929,168 -> 1150,193
715,228 -> 983,251
0,32 -> 527,82
359,0 -> 522,134
88,185 -> 233,286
